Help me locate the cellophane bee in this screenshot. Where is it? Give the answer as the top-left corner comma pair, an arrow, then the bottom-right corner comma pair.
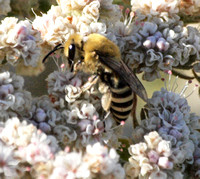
43,33 -> 147,124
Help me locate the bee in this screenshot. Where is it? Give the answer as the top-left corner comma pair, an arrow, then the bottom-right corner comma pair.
43,33 -> 147,124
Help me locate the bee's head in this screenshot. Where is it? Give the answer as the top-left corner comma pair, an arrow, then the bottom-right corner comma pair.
43,34 -> 85,73
64,34 -> 85,72
67,43 -> 76,72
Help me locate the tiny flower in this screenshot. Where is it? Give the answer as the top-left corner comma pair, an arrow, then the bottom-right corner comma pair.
148,150 -> 159,163
65,85 -> 81,103
157,140 -> 171,157
149,170 -> 167,179
140,162 -> 153,176
143,36 -> 156,49
128,143 -> 147,156
39,122 -> 51,133
156,37 -> 170,51
158,157 -> 173,169
144,131 -> 162,149
36,108 -> 47,122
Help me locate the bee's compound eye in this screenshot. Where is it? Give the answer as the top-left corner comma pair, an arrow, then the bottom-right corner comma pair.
68,44 -> 76,62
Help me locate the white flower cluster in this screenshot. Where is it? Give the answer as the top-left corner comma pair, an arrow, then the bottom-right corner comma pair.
125,131 -> 183,178
131,0 -> 180,15
33,0 -> 121,49
133,87 -> 200,177
0,0 -> 11,15
0,71 -> 32,121
0,118 -> 124,179
32,5 -> 75,47
36,142 -> 125,179
0,117 -> 59,178
131,0 -> 200,15
0,17 -> 42,68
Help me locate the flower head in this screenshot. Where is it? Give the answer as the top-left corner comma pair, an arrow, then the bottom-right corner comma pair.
0,71 -> 32,121
0,17 -> 42,68
125,131 -> 183,178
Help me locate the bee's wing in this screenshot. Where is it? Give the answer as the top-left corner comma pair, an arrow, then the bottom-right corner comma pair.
99,56 -> 148,102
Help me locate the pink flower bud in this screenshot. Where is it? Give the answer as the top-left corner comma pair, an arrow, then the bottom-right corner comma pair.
120,121 -> 125,126
148,150 -> 159,163
60,63 -> 65,68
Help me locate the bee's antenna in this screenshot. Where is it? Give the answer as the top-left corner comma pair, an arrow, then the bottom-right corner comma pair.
42,44 -> 64,63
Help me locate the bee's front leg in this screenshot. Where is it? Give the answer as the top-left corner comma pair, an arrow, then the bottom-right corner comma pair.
80,74 -> 100,93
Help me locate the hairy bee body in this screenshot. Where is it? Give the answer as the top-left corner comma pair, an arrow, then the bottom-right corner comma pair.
43,33 -> 147,124
64,33 -> 121,74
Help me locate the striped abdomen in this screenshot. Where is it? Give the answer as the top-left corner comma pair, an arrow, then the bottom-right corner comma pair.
110,83 -> 134,123
100,72 -> 134,123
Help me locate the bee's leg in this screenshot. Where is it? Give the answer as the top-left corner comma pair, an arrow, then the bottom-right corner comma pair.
81,74 -> 100,93
104,111 -> 111,119
81,66 -> 110,93
101,91 -> 112,112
